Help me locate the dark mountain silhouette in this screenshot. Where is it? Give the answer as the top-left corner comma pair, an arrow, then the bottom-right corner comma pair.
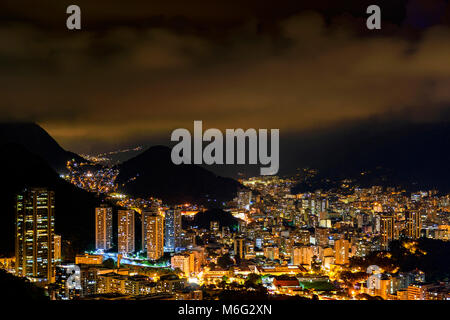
115,145 -> 241,205
290,120 -> 450,193
0,143 -> 102,257
0,269 -> 48,300
183,208 -> 239,230
0,122 -> 84,173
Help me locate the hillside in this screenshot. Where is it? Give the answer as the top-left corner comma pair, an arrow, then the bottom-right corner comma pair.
0,123 -> 84,173
116,145 -> 241,205
0,143 -> 102,257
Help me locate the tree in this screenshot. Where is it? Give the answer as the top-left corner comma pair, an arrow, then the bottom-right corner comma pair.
173,267 -> 184,276
339,271 -> 367,287
244,273 -> 262,288
217,254 -> 234,269
0,270 -> 48,300
102,258 -> 115,269
208,262 -> 216,270
218,280 -> 227,289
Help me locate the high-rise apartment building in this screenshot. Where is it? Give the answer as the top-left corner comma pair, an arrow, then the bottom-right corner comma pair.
315,227 -> 330,246
291,246 -> 313,267
15,188 -> 55,282
335,239 -> 350,265
95,205 -> 113,251
406,211 -> 421,239
54,234 -> 62,263
142,210 -> 164,260
263,246 -> 279,260
381,214 -> 394,250
234,237 -> 245,260
171,252 -> 195,277
164,207 -> 182,252
141,204 -> 159,252
118,210 -> 135,254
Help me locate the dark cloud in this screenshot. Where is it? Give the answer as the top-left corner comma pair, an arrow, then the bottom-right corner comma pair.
0,1 -> 449,153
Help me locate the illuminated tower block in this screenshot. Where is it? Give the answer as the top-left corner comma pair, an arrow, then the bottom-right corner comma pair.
142,211 -> 164,260
95,205 -> 113,251
234,237 -> 245,260
164,207 -> 182,252
380,214 -> 394,250
118,210 -> 135,254
291,246 -> 313,267
334,239 -> 350,265
141,204 -> 159,252
54,234 -> 62,263
15,188 -> 55,283
406,211 -> 421,239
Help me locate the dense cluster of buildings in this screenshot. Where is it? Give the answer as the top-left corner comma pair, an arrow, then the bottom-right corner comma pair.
63,159 -> 119,194
2,174 -> 450,300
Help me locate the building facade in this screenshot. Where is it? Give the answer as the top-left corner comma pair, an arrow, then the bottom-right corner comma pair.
54,234 -> 62,263
381,214 -> 394,250
406,211 -> 421,239
335,239 -> 350,265
95,205 -> 113,251
142,211 -> 164,260
15,188 -> 55,283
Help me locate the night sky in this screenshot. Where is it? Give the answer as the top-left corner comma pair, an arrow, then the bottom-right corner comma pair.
0,0 -> 450,155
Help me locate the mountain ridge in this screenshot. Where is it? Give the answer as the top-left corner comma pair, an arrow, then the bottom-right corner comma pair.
116,145 -> 242,205
0,122 -> 84,173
